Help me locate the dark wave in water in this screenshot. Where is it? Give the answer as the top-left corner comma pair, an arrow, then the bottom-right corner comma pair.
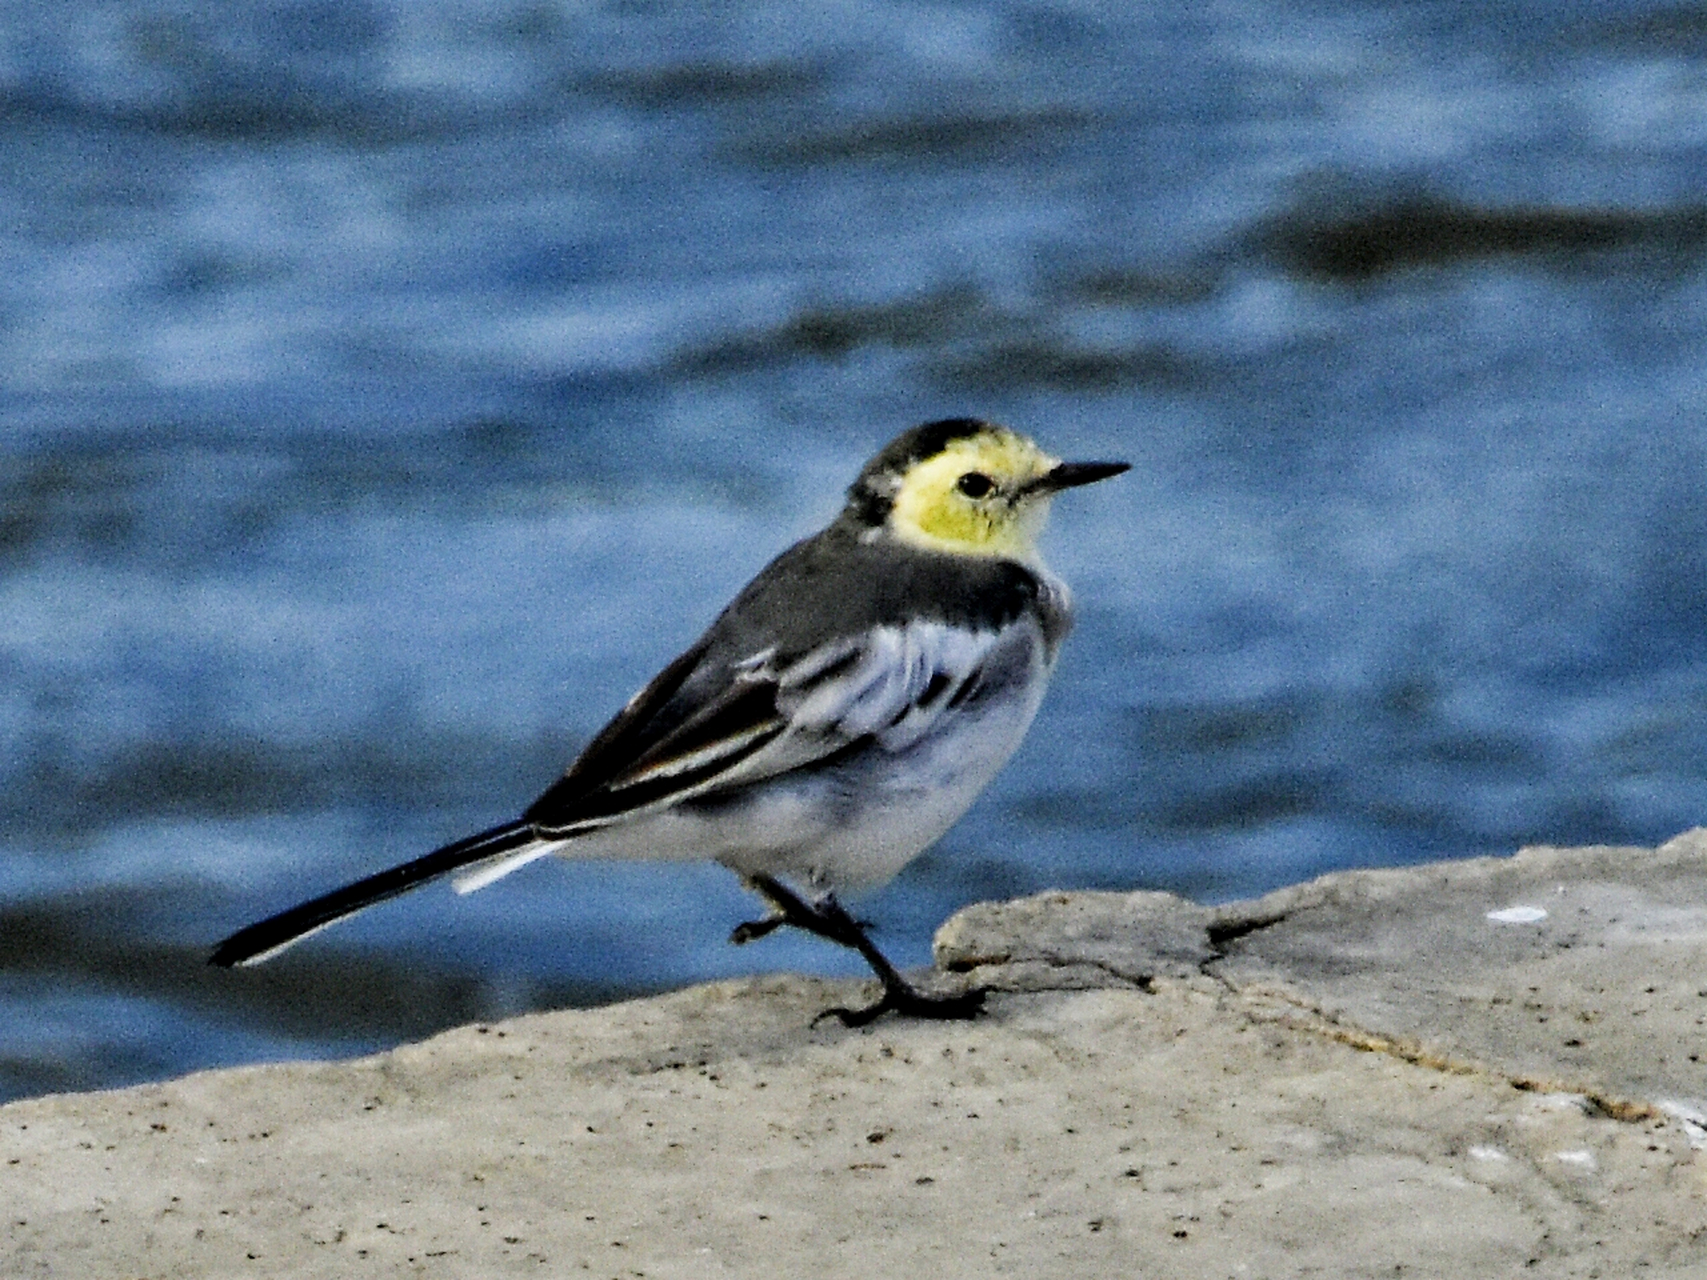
740,106 -> 1093,166
0,80 -> 468,147
0,887 -> 641,1099
6,725 -> 579,844
670,284 -> 1208,392
0,420 -> 765,570
1266,195 -> 1707,280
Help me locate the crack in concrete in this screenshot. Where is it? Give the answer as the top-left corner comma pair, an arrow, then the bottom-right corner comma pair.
1221,980 -> 1664,1126
1067,957 -> 1160,991
1203,908 -> 1291,952
935,884 -> 1679,1133
954,953 -> 1161,993
951,930 -> 1666,1129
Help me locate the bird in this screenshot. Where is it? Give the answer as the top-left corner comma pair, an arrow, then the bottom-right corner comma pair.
210,419 -> 1128,1025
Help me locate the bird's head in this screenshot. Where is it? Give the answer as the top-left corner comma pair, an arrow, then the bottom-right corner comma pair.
844,418 -> 1129,561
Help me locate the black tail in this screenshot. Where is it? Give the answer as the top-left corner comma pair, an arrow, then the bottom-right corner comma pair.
208,821 -> 538,968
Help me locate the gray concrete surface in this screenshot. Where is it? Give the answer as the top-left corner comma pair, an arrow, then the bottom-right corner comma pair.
8,832 -> 1707,1277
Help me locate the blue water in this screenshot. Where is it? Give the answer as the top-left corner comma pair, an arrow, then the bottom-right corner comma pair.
5,0 -> 1707,1099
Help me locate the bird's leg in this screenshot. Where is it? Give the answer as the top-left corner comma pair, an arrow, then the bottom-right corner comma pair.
739,874 -> 985,1027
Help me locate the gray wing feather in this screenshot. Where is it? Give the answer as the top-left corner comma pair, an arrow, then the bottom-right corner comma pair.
701,620 -> 1012,787
529,620 -> 1016,835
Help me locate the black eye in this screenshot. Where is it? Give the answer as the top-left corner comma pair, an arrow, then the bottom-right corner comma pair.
956,472 -> 995,499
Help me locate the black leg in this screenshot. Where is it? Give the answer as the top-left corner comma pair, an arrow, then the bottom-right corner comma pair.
737,874 -> 985,1027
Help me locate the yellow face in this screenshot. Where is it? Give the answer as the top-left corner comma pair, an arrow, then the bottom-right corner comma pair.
887,428 -> 1062,560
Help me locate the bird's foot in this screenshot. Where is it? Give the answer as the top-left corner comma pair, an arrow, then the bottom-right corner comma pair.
738,874 -> 984,1026
813,980 -> 987,1029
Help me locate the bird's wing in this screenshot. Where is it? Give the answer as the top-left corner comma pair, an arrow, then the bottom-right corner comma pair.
523,619 -> 1016,836
209,620 -> 1028,964
775,619 -> 1013,753
520,636 -> 788,832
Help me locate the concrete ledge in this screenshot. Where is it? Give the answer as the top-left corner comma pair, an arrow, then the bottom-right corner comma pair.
8,833 -> 1707,1277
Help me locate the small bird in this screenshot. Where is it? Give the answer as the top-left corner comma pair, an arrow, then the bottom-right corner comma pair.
210,419 -> 1127,1025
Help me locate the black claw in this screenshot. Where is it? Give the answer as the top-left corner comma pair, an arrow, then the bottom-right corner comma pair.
812,1003 -> 871,1029
730,916 -> 784,945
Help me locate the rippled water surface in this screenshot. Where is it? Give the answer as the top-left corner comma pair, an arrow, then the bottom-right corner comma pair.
5,0 -> 1707,1099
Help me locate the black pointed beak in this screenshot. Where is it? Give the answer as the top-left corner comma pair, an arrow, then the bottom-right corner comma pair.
1029,460 -> 1131,494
